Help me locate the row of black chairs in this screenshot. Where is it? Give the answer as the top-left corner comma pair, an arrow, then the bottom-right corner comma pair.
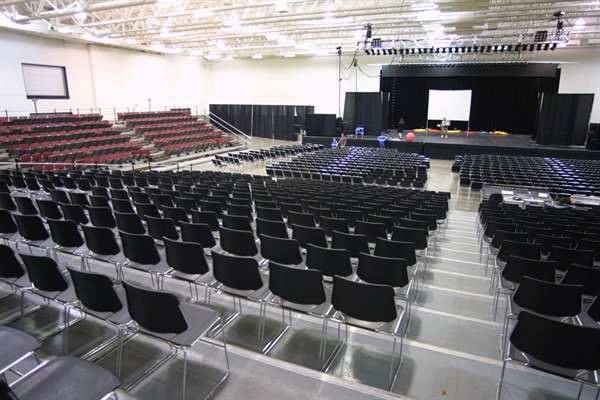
455,154 -> 600,195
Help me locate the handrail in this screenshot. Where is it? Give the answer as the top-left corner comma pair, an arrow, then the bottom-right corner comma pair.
205,111 -> 252,148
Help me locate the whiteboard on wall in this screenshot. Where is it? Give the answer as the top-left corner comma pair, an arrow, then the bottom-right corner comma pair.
427,89 -> 472,121
21,63 -> 70,99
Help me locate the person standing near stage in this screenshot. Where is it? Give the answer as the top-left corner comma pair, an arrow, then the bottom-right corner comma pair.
338,132 -> 347,147
441,117 -> 450,138
397,117 -> 405,139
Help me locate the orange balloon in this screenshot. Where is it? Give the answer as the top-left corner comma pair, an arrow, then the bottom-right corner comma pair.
406,132 -> 415,142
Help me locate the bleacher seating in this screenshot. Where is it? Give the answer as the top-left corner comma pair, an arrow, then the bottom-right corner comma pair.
0,113 -> 149,170
118,109 -> 233,156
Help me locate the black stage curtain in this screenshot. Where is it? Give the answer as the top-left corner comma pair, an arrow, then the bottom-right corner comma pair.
209,104 -> 314,140
343,92 -> 383,136
381,70 -> 560,135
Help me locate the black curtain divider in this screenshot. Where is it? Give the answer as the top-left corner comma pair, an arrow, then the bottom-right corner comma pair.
381,70 -> 560,135
209,104 -> 314,140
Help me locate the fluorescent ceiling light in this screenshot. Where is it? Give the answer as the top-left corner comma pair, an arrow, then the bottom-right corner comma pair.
251,54 -> 263,59
205,53 -> 221,60
192,9 -> 213,18
574,17 -> 586,30
411,2 -> 439,11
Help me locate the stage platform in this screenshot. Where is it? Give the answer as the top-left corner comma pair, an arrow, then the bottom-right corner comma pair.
302,132 -> 600,160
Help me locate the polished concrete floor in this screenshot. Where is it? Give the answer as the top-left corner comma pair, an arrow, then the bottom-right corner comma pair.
2,137 -> 597,400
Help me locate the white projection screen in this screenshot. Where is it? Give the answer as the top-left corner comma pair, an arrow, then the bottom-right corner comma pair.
21,63 -> 70,99
427,89 -> 472,121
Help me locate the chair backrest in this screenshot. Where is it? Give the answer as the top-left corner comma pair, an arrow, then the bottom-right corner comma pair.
14,214 -> 49,241
534,234 -> 572,254
60,203 -> 89,225
82,225 -> 120,256
49,189 -> 71,204
292,223 -> 327,248
47,218 -> 84,247
547,246 -> 594,271
576,238 -> 600,260
357,252 -> 409,288
259,233 -> 302,265
0,209 -> 17,235
319,215 -> 349,236
164,237 -> 209,275
0,244 -> 25,279
134,202 -> 161,219
374,237 -> 416,266
123,281 -> 187,334
287,210 -> 315,228
256,215 -> 289,238
68,192 -> 90,208
36,199 -> 63,220
391,226 -> 427,250
162,206 -> 189,226
355,221 -> 388,243
111,198 -> 136,214
114,211 -> 145,234
20,253 -> 68,292
331,230 -> 369,257
501,255 -> 556,285
497,240 -> 541,263
561,264 -> 600,297
218,226 -> 257,256
222,214 -> 253,232
513,276 -> 583,318
227,204 -> 253,220
88,206 -> 117,228
191,210 -> 220,231
144,215 -> 179,241
510,311 -> 600,371
211,251 -> 263,291
255,206 -> 284,222
0,193 -> 17,211
588,295 -> 600,324
67,267 -> 122,312
332,275 -> 396,323
305,243 -> 352,278
119,230 -> 160,265
179,222 -> 216,248
268,261 -> 326,305
14,196 -> 38,215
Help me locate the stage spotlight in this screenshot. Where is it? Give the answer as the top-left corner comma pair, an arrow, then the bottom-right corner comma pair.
418,48 -> 422,54
493,45 -> 498,52
486,45 -> 491,52
442,47 -> 446,53
543,43 -> 549,51
411,48 -> 415,54
467,46 -> 472,52
529,44 -> 535,51
550,43 -> 557,50
461,47 -> 465,53
435,47 -> 440,53
536,43 -> 542,51
375,49 -> 381,55
393,48 -> 398,55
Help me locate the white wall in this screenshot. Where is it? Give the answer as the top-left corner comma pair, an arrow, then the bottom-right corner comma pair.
208,55 -> 381,115
540,49 -> 600,123
0,30 -> 210,118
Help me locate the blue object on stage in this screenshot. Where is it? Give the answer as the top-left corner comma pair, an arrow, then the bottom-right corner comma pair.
355,126 -> 364,138
377,135 -> 387,148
